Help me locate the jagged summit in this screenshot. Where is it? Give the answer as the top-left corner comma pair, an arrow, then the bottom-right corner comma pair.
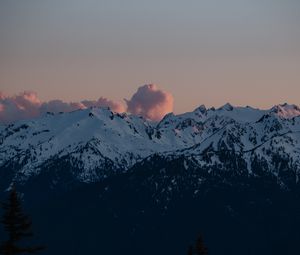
193,104 -> 207,114
218,103 -> 234,111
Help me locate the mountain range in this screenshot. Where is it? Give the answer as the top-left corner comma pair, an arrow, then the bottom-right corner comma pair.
1,103 -> 300,187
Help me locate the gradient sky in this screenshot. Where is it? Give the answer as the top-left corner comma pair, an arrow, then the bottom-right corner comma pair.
0,0 -> 299,113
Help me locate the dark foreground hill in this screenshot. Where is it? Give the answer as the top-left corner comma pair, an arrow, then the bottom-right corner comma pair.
0,155 -> 299,255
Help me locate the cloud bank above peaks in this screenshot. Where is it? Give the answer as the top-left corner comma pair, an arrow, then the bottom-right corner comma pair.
0,91 -> 126,123
0,84 -> 174,123
0,91 -> 41,123
81,97 -> 126,113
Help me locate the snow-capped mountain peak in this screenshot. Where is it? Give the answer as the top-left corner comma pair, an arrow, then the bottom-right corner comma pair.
270,103 -> 300,119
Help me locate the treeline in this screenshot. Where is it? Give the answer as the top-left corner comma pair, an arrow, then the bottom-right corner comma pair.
1,186 -> 209,255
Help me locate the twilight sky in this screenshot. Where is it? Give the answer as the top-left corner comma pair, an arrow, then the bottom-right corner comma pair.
0,0 -> 300,115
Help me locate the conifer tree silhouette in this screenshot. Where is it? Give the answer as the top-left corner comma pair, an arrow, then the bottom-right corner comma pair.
187,234 -> 208,255
194,235 -> 208,255
187,245 -> 194,255
0,185 -> 44,255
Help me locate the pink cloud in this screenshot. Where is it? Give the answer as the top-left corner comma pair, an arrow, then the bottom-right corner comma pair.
0,92 -> 6,100
125,84 -> 174,121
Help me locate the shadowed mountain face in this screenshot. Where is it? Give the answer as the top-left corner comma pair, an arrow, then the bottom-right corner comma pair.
10,156 -> 300,255
1,104 -> 300,255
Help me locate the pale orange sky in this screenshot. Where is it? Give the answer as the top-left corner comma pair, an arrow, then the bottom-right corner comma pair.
0,0 -> 299,113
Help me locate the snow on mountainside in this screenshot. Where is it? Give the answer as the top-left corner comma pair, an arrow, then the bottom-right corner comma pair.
1,103 -> 300,184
